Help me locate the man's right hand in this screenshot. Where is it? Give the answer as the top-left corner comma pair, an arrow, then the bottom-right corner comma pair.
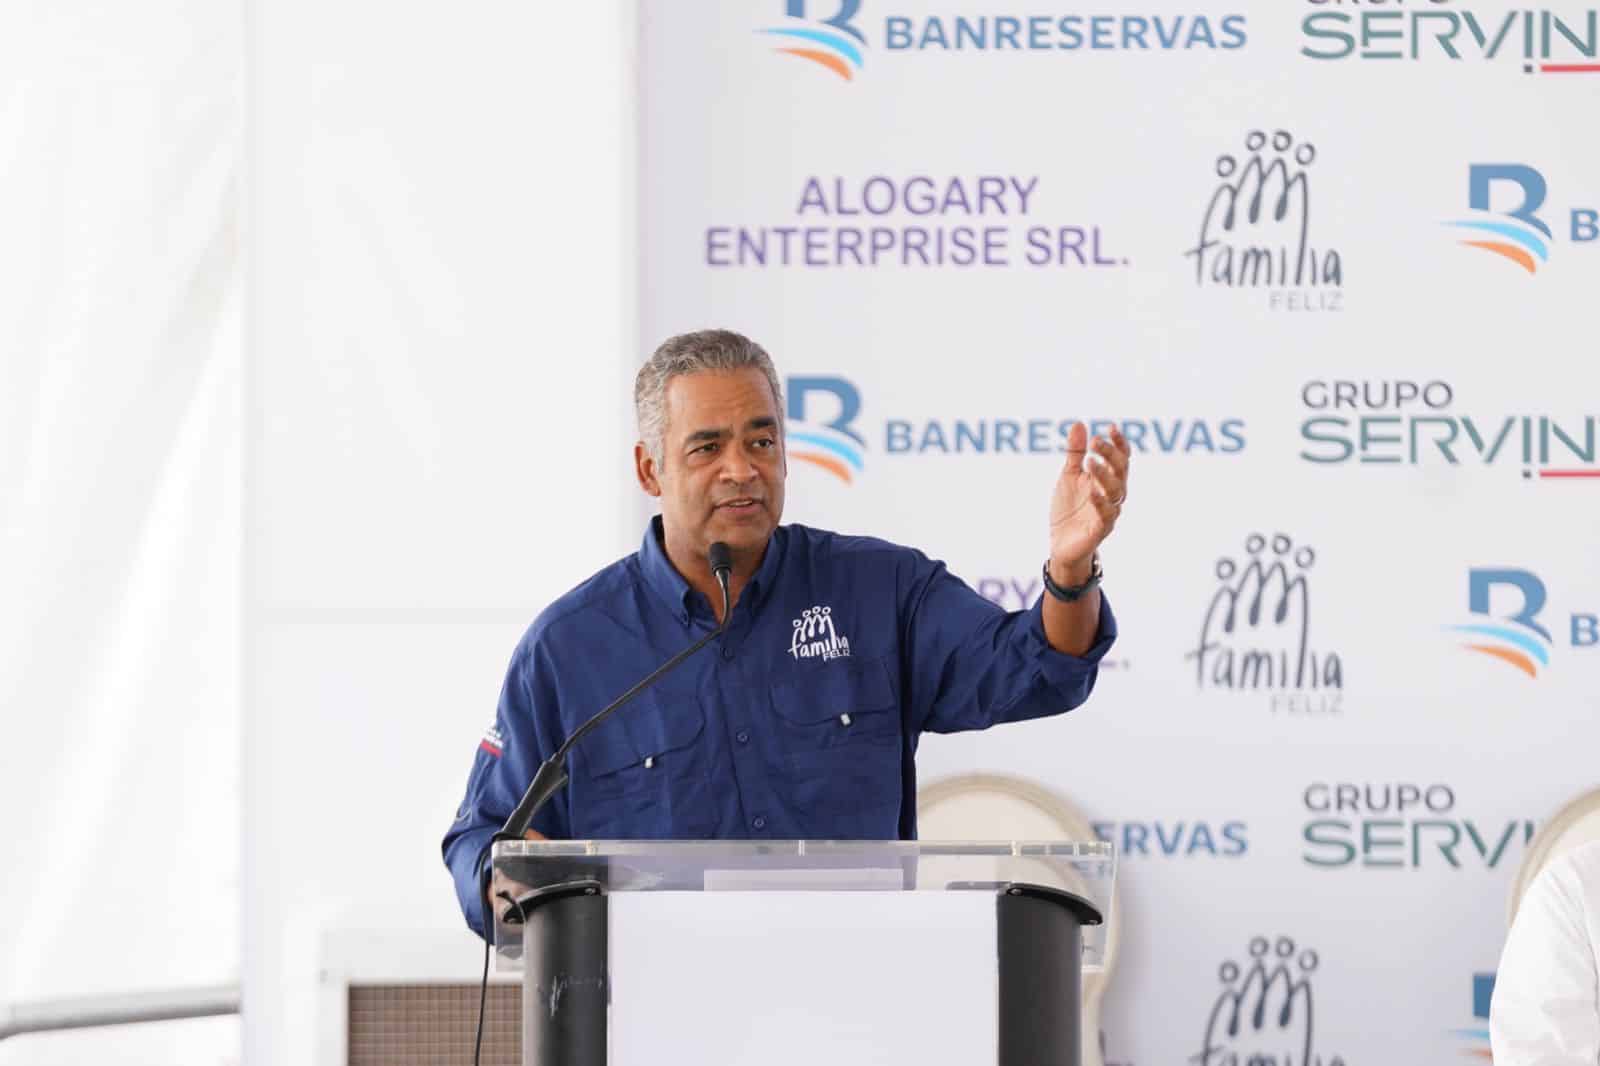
488,828 -> 547,926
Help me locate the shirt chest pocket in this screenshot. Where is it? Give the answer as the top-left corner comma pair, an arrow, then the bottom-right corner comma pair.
769,654 -> 901,751
570,691 -> 713,838
578,691 -> 705,794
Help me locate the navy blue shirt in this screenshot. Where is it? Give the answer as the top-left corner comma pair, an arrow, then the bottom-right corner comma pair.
442,518 -> 1116,937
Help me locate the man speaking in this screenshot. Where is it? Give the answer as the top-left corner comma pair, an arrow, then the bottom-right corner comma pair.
442,329 -> 1130,938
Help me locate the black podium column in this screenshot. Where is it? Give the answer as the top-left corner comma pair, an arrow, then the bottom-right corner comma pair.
520,883 -> 607,1066
997,884 -> 1104,1066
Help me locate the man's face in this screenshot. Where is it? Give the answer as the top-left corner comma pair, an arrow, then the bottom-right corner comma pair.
637,368 -> 787,561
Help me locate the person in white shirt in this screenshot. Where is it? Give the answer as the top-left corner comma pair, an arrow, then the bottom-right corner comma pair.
1492,839 -> 1600,1066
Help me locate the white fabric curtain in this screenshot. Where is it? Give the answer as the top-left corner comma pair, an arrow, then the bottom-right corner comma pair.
0,3 -> 241,1064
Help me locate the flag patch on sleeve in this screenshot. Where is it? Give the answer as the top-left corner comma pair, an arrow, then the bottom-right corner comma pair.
479,724 -> 505,757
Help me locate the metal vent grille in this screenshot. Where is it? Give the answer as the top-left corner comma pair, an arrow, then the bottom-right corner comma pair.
348,984 -> 520,1066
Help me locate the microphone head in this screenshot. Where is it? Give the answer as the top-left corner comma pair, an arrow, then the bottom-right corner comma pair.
708,541 -> 733,580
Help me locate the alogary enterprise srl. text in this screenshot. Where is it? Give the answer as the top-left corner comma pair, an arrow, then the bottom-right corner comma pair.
705,225 -> 1104,268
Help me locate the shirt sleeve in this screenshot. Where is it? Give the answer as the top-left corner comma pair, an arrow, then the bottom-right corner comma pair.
1490,854 -> 1600,1066
899,553 -> 1117,736
441,637 -> 573,941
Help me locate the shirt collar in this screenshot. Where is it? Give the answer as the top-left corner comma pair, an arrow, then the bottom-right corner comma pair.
638,516 -> 787,626
638,516 -> 695,624
743,523 -> 786,614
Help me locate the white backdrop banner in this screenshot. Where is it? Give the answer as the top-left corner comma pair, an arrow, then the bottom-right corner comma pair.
640,2 -> 1600,1064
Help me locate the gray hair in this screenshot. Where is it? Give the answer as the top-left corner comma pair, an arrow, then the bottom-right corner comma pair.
634,329 -> 784,466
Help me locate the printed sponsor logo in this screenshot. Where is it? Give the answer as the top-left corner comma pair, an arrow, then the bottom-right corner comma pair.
761,2 -> 1248,81
884,12 -> 1248,53
1186,533 -> 1345,714
1093,820 -> 1248,858
707,174 -> 1126,271
1191,936 -> 1344,1066
1449,974 -> 1496,1062
1445,164 -> 1598,275
785,375 -> 1245,486
788,376 -> 867,484
1186,129 -> 1345,311
1302,1 -> 1600,76
1445,568 -> 1598,678
1299,380 -> 1600,482
1302,783 -> 1534,870
760,1 -> 867,81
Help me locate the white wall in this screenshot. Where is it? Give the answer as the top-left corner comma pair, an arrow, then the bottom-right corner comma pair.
0,2 -> 242,1064
244,3 -> 639,1063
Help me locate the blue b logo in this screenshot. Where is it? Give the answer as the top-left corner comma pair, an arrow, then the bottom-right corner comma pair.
786,376 -> 866,484
764,2 -> 868,80
789,376 -> 865,445
1448,164 -> 1552,274
1447,567 -> 1553,678
1468,568 -> 1551,642
786,0 -> 866,43
1469,164 -> 1552,239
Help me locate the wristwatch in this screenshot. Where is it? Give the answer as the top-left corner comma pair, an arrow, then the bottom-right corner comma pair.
1042,554 -> 1102,603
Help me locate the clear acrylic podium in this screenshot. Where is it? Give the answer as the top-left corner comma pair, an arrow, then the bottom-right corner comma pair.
492,839 -> 1114,1066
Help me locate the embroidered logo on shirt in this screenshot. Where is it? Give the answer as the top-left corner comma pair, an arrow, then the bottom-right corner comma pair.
789,605 -> 851,661
479,724 -> 505,757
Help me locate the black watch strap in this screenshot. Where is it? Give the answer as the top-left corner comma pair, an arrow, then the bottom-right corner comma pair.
1042,555 -> 1102,603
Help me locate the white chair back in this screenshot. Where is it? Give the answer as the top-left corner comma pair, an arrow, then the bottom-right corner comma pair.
1508,786 -> 1600,925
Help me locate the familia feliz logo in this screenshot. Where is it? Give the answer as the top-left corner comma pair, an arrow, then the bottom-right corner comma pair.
1186,129 -> 1344,311
706,174 -> 1126,270
761,2 -> 1248,81
1186,533 -> 1345,714
1299,380 -> 1600,482
1302,0 -> 1600,75
1445,568 -> 1599,678
784,376 -> 1246,484
1445,164 -> 1599,274
1191,937 -> 1344,1066
789,605 -> 851,660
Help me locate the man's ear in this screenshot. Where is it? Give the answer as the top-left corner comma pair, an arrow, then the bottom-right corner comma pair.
634,442 -> 662,497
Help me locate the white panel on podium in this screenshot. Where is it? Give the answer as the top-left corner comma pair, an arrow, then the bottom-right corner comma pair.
610,891 -> 996,1066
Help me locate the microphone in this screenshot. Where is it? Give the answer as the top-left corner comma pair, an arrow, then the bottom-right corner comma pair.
494,540 -> 735,844
708,540 -> 733,588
